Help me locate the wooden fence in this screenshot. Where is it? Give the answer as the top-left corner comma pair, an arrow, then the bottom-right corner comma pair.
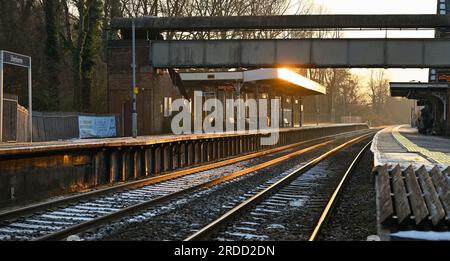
2,95 -> 29,142
32,112 -> 80,142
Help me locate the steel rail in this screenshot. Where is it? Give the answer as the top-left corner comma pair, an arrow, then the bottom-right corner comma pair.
308,141 -> 372,241
33,136 -> 345,241
184,132 -> 374,241
1,131 -> 362,223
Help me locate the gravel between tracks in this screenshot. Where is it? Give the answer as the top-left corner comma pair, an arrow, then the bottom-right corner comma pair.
318,149 -> 377,241
81,134 -> 373,241
211,138 -> 373,241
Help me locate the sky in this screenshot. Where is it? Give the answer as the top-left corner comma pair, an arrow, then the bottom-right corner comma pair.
302,0 -> 439,82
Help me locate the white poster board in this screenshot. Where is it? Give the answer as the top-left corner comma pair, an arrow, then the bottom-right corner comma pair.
78,116 -> 117,139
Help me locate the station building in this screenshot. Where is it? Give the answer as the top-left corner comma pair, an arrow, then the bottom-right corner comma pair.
390,82 -> 450,135
389,0 -> 450,136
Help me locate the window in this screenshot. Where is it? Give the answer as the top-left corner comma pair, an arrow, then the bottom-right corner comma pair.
164,97 -> 172,117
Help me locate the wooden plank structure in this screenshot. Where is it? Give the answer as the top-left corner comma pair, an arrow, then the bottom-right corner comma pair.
430,167 -> 450,223
375,165 -> 394,225
417,167 -> 446,226
375,165 -> 450,237
391,165 -> 411,225
444,167 -> 450,181
404,166 -> 429,226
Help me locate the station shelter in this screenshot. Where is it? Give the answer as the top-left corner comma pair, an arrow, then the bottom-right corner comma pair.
179,68 -> 326,132
390,82 -> 450,135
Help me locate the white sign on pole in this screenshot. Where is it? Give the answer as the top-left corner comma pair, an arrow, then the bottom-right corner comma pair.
78,116 -> 117,139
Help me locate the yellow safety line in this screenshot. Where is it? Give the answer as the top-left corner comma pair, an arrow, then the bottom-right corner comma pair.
392,126 -> 450,166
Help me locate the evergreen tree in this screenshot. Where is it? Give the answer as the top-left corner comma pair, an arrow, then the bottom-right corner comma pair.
43,0 -> 60,110
75,0 -> 104,112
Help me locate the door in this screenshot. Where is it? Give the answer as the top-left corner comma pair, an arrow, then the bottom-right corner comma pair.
123,101 -> 133,137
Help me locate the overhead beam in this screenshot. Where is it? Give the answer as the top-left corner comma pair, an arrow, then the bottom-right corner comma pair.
390,82 -> 450,89
111,15 -> 450,31
150,38 -> 450,69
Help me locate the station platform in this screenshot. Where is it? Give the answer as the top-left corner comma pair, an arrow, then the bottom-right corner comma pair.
0,123 -> 364,156
372,126 -> 450,240
0,123 -> 369,207
372,125 -> 450,169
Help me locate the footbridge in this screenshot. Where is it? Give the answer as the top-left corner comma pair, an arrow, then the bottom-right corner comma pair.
111,15 -> 450,69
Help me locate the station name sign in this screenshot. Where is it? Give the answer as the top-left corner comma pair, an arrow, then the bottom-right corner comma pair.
0,51 -> 31,68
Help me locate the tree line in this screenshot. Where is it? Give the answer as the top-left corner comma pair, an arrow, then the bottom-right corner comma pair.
1,0 -> 105,112
0,0 -> 311,113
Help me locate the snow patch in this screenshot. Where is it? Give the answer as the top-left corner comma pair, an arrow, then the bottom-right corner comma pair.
391,230 -> 450,241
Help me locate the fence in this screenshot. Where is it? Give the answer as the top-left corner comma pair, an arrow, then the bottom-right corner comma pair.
341,116 -> 363,124
1,95 -> 29,142
1,96 -> 117,143
32,112 -> 118,142
17,104 -> 29,142
32,112 -> 80,142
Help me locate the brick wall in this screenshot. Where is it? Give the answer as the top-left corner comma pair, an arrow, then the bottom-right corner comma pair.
107,41 -> 181,135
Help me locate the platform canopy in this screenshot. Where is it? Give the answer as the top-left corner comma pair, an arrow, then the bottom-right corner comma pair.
390,82 -> 449,121
390,82 -> 450,99
180,68 -> 326,96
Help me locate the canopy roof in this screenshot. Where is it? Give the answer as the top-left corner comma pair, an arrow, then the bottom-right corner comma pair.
390,82 -> 449,99
180,68 -> 326,96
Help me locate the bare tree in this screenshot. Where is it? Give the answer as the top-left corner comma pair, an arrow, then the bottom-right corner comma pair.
367,69 -> 390,114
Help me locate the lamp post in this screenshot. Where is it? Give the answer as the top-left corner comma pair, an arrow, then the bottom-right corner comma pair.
132,19 -> 138,138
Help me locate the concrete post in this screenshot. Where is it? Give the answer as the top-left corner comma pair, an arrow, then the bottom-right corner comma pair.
195,142 -> 201,164
232,138 -> 236,155
153,147 -> 161,175
200,142 -> 205,163
0,52 -> 3,142
163,145 -> 170,172
217,140 -> 222,159
291,96 -> 294,128
179,143 -> 185,168
169,144 -> 175,170
133,150 -> 140,179
93,151 -> 104,186
281,96 -> 284,128
145,148 -> 151,176
110,151 -> 119,183
121,150 -> 128,181
175,144 -> 181,169
186,142 -> 193,166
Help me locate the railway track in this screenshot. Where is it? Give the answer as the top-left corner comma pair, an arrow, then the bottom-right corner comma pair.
0,130 -> 373,241
185,136 -> 373,241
